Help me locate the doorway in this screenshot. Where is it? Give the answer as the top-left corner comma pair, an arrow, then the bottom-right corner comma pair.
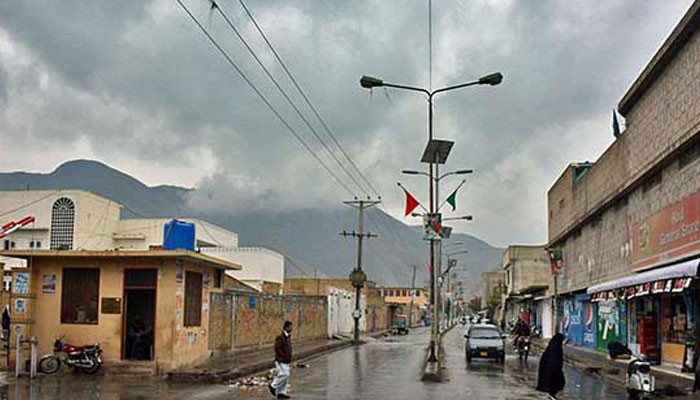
123,269 -> 157,361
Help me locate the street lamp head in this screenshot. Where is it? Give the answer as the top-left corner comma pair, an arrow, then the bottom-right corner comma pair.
455,169 -> 474,175
360,76 -> 384,89
464,215 -> 473,221
402,169 -> 421,175
411,212 -> 422,217
478,72 -> 503,86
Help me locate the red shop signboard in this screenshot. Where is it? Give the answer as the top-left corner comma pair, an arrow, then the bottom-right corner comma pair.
633,189 -> 700,270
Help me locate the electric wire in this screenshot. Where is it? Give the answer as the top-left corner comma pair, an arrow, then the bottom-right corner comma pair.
174,0 -> 357,197
209,0 -> 368,197
236,0 -> 381,198
0,190 -> 63,219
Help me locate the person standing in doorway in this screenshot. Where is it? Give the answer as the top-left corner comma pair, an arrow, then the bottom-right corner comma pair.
269,321 -> 293,399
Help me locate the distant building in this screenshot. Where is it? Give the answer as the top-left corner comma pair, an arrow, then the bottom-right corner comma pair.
377,286 -> 429,327
502,245 -> 553,338
202,247 -> 284,294
481,271 -> 505,313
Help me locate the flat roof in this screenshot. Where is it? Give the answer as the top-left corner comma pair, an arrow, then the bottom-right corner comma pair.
618,1 -> 700,114
0,249 -> 241,270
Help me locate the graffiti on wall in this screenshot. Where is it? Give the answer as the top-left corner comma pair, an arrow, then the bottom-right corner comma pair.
597,300 -> 622,349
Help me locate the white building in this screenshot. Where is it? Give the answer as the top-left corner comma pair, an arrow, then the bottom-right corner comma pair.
0,190 -> 284,291
201,247 -> 285,293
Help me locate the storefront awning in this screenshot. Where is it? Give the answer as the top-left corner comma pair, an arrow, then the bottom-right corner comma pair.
587,258 -> 699,300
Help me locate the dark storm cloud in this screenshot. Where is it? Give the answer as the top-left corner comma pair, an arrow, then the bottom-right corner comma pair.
0,0 -> 694,245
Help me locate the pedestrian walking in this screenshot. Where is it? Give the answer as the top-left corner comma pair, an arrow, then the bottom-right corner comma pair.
269,321 -> 293,399
536,333 -> 566,399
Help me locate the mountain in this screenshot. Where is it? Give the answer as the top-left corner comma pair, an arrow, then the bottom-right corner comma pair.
0,160 -> 504,292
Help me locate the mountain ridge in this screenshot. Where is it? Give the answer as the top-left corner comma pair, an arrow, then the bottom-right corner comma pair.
0,159 -> 503,292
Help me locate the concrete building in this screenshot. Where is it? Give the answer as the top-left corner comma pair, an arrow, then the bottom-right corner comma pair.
0,249 -> 240,372
377,286 -> 429,327
502,245 -> 553,338
547,2 -> 700,367
202,247 -> 284,294
0,190 -> 284,292
481,271 -> 505,315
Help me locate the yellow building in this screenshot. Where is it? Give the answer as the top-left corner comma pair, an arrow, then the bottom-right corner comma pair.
377,286 -> 428,327
378,286 -> 429,308
0,249 -> 240,372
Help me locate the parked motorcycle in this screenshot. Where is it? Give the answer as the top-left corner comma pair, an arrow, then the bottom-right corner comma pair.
515,336 -> 530,362
39,336 -> 102,374
626,357 -> 654,399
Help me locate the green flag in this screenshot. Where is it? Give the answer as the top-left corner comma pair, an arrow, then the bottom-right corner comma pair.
446,187 -> 458,211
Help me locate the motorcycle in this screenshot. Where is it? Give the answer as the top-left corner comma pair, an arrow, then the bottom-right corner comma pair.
626,357 -> 654,399
39,336 -> 102,374
515,336 -> 530,362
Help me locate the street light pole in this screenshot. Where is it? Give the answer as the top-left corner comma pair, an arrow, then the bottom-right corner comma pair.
408,264 -> 418,328
359,71 -> 503,362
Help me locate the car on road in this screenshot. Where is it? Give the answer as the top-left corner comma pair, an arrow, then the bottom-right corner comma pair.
465,323 -> 506,364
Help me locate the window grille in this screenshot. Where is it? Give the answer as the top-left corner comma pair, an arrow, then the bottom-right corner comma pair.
50,197 -> 75,250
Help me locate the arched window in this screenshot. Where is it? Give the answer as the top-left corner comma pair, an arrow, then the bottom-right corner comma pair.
50,197 -> 75,250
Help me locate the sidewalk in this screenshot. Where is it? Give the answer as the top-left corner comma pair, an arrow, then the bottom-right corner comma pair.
531,338 -> 694,393
168,330 -> 389,383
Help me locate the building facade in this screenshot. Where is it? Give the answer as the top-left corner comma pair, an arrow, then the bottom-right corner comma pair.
502,245 -> 553,338
481,271 -> 506,314
203,247 -> 284,293
0,249 -> 240,371
0,190 -> 284,291
548,2 -> 700,368
377,286 -> 429,327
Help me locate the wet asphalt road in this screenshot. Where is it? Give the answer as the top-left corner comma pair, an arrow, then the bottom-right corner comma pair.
2,326 -> 655,399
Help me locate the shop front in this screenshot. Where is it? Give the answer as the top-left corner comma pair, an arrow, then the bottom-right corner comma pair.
589,258 -> 698,366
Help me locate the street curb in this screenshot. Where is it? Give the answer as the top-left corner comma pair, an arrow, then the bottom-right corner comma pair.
421,323 -> 458,383
168,330 -> 391,384
421,339 -> 446,382
168,340 -> 352,383
421,351 -> 441,382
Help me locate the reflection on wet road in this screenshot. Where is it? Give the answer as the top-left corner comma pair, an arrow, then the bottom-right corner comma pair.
1,326 -> 652,399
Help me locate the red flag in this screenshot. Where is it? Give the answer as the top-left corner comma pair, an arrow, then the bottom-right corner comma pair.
403,188 -> 420,216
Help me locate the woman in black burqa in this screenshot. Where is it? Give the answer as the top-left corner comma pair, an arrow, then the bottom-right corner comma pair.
536,333 -> 566,398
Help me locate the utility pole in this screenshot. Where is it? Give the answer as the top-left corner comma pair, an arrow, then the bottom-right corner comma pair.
341,199 -> 380,344
408,264 -> 418,328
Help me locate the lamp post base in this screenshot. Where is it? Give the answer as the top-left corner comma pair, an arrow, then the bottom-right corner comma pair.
427,341 -> 438,362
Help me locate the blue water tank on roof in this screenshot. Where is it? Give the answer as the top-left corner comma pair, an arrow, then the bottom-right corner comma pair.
163,219 -> 196,251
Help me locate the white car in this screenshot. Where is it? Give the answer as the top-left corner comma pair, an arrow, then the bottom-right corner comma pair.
465,324 -> 506,364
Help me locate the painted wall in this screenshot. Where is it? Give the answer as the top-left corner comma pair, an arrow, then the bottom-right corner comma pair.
597,299 -> 625,351
562,296 -> 584,346
225,290 -> 328,351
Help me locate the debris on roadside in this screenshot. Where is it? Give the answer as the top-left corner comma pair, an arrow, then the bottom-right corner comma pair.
227,369 -> 275,389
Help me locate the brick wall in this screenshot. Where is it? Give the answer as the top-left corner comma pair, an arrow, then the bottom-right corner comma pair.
233,292 -> 328,348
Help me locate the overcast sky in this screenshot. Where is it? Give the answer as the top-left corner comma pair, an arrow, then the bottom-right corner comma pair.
0,0 -> 694,247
